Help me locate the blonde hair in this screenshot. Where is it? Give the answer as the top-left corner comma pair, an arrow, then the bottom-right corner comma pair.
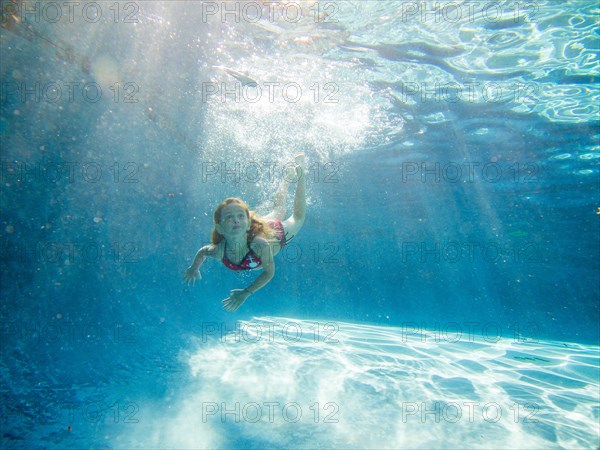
211,198 -> 274,245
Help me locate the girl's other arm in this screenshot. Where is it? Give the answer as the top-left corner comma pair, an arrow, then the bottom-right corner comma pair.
184,244 -> 216,285
222,239 -> 274,312
244,238 -> 275,294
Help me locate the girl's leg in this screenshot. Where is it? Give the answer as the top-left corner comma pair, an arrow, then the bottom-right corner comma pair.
263,169 -> 292,220
282,154 -> 306,240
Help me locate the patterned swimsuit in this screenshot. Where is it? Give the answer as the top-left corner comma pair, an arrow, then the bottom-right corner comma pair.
222,220 -> 286,271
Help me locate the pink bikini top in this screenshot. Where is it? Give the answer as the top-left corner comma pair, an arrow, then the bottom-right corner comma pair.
222,220 -> 286,271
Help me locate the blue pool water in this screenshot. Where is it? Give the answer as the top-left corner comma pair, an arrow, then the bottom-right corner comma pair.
1,1 -> 598,448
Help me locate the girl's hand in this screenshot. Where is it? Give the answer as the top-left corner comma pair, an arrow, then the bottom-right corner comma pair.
222,289 -> 251,312
183,266 -> 201,285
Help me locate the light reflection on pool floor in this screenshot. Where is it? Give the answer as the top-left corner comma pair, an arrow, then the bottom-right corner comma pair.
121,317 -> 599,449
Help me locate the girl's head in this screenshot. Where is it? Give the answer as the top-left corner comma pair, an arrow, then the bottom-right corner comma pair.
211,198 -> 273,244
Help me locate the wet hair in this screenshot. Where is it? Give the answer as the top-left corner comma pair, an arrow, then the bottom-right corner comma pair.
211,197 -> 274,245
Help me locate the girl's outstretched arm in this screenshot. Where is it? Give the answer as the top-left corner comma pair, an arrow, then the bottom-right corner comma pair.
184,244 -> 215,285
222,238 -> 275,312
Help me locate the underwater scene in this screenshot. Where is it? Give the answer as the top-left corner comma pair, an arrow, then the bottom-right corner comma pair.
0,0 -> 599,448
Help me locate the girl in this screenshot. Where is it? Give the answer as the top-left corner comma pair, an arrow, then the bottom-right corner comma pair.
184,154 -> 306,312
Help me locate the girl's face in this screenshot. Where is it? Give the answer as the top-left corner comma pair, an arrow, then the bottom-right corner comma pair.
217,203 -> 249,237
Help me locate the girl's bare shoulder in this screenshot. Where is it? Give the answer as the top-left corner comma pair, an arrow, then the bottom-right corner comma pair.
204,242 -> 224,259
